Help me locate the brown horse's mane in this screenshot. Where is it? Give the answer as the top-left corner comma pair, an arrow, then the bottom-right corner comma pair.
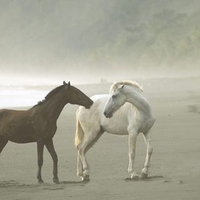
32,84 -> 66,108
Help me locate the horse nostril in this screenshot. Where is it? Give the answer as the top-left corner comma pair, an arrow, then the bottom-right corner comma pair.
103,111 -> 106,116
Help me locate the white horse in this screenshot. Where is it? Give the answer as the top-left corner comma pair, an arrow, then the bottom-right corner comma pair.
75,80 -> 155,181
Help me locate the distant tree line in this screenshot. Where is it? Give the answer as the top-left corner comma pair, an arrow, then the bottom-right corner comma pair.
86,9 -> 200,71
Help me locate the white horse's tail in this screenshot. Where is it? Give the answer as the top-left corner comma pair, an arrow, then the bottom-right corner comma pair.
75,118 -> 84,148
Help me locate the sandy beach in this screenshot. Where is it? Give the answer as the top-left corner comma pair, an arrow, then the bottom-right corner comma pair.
0,77 -> 200,200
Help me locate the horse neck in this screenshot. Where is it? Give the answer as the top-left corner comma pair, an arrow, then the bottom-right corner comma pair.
126,89 -> 152,117
33,89 -> 68,122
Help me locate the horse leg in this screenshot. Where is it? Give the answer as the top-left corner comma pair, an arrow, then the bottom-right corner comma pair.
77,137 -> 93,181
37,141 -> 45,183
45,139 -> 59,183
0,136 -> 8,154
78,131 -> 103,181
141,131 -> 153,178
77,152 -> 83,177
127,130 -> 139,178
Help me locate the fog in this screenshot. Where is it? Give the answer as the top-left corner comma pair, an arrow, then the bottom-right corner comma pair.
0,0 -> 200,85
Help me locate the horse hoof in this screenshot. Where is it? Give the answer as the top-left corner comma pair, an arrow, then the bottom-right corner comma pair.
53,178 -> 59,184
38,179 -> 44,184
130,172 -> 139,179
82,175 -> 90,182
141,172 -> 148,179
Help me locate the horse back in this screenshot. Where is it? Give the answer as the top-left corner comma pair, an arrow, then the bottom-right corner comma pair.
0,109 -> 16,124
0,109 -> 27,120
0,109 -> 28,132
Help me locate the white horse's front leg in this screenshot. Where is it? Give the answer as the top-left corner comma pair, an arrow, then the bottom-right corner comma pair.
141,132 -> 153,178
80,155 -> 89,181
77,153 -> 83,177
128,131 -> 139,178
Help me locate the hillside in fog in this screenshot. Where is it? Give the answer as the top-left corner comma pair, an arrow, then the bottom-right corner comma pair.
0,0 -> 200,79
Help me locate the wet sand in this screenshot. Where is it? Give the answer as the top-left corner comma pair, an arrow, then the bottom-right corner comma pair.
0,77 -> 200,200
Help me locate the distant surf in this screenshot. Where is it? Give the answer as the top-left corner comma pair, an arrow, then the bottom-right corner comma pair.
0,76 -> 61,108
0,86 -> 48,108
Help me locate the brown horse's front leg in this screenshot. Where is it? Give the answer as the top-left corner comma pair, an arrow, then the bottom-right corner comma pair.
45,139 -> 59,183
37,141 -> 44,183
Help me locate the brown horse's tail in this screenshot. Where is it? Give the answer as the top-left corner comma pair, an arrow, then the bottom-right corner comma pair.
75,117 -> 84,149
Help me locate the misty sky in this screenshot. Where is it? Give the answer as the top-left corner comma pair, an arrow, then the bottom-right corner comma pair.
0,0 -> 200,84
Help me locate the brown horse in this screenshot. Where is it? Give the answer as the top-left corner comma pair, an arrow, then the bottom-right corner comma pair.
0,81 -> 93,183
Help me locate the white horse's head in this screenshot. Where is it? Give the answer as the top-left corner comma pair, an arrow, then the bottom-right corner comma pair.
104,81 -> 143,118
104,84 -> 126,118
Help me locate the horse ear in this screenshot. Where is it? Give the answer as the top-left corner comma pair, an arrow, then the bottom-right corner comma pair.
67,81 -> 71,90
120,84 -> 124,89
63,81 -> 67,85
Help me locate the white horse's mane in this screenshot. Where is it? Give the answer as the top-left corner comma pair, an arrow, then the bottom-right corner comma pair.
109,80 -> 143,94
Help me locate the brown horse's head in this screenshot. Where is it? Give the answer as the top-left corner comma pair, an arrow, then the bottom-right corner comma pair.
63,81 -> 93,109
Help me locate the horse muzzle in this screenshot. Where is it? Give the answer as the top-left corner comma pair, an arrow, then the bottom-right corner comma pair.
84,100 -> 93,109
103,111 -> 113,118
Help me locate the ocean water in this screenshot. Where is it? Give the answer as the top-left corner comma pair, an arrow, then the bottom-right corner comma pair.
0,87 -> 49,108
0,75 -> 104,108
0,77 -> 56,108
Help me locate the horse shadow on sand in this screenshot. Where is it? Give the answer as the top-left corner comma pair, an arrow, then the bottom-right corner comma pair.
0,179 -> 88,191
0,175 -> 164,189
125,175 -> 164,182
0,174 -> 168,192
